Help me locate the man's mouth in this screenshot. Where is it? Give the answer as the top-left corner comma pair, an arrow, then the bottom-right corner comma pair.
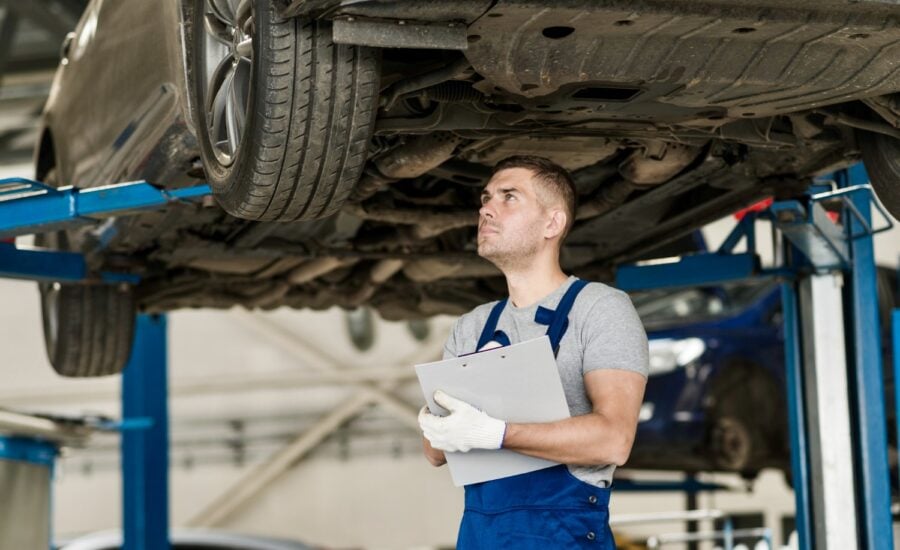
479,224 -> 499,235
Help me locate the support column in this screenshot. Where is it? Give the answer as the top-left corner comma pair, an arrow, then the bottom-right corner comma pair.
797,273 -> 858,549
122,314 -> 170,550
781,281 -> 812,550
841,164 -> 893,550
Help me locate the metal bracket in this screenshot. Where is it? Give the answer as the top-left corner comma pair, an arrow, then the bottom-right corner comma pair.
0,178 -> 212,239
0,178 -> 211,283
770,200 -> 849,271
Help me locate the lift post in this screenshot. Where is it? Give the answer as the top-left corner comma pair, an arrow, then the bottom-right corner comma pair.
0,177 -> 204,550
121,314 -> 170,550
616,167 -> 895,550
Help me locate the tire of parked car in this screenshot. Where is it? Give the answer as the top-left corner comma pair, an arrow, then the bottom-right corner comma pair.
858,130 -> 900,221
34,172 -> 136,377
707,361 -> 784,474
190,0 -> 380,222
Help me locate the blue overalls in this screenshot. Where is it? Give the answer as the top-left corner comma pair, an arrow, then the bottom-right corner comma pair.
456,278 -> 616,549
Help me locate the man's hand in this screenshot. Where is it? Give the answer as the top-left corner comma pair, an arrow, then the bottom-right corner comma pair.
418,390 -> 507,453
422,436 -> 447,466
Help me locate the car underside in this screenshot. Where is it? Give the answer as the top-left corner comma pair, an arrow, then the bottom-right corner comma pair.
32,0 -> 900,375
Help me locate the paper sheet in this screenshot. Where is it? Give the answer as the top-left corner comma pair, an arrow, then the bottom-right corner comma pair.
415,335 -> 571,486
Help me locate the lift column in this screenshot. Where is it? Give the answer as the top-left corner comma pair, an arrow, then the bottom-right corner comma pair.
121,314 -> 171,550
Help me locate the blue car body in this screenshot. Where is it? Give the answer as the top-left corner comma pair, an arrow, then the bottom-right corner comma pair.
627,267 -> 896,477
628,281 -> 789,475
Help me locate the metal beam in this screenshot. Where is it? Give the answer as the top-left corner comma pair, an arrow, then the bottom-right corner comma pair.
0,365 -> 417,406
186,390 -> 375,527
0,178 -> 211,239
615,252 -> 762,292
232,311 -> 436,426
0,409 -> 91,445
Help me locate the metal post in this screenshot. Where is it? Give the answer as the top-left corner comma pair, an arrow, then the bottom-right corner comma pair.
121,314 -> 170,550
781,281 -> 813,550
840,164 -> 893,550
685,474 -> 698,550
895,310 -> 900,498
798,273 -> 859,548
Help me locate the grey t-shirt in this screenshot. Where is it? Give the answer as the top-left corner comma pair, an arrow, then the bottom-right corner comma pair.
442,275 -> 649,487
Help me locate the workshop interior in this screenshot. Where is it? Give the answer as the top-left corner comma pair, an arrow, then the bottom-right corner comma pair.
0,1 -> 899,549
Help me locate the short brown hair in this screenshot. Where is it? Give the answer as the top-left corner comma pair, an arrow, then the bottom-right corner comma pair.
492,155 -> 577,240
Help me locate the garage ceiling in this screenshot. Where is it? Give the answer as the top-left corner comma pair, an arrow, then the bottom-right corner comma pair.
0,1 -> 86,166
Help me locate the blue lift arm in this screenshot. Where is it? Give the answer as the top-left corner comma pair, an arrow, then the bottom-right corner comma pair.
0,178 -> 211,284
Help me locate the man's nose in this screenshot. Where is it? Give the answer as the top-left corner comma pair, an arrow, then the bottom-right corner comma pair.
479,201 -> 495,220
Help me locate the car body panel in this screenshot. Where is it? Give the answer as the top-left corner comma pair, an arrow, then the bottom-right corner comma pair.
42,0 -> 197,187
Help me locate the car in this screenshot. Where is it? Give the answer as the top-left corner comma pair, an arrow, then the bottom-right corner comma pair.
626,268 -> 898,480
32,0 -> 900,376
58,528 -> 315,550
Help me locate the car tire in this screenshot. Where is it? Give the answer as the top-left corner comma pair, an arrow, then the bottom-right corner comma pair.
858,131 -> 900,221
34,175 -> 136,377
707,362 -> 782,472
190,0 -> 380,222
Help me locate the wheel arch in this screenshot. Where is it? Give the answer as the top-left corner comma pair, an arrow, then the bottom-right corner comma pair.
34,128 -> 57,184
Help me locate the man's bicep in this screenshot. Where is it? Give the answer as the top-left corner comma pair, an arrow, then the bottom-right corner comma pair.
582,292 -> 649,377
584,369 -> 646,426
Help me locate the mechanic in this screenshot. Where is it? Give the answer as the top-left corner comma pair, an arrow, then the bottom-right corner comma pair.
418,155 -> 649,549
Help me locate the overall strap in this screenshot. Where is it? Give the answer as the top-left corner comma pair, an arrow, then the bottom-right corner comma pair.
476,298 -> 508,352
545,278 -> 589,355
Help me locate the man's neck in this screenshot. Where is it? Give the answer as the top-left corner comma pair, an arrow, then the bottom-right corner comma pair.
503,263 -> 569,308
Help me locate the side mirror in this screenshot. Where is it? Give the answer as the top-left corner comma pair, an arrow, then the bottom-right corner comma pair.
60,32 -> 75,64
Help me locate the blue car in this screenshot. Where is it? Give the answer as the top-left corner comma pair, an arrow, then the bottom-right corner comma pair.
626,268 -> 897,480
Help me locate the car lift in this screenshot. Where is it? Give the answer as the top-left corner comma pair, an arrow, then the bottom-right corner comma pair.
0,178 -> 209,550
0,169 -> 894,549
618,163 -> 896,550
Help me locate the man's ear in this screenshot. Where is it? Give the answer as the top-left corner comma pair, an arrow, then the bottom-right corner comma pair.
545,208 -> 567,240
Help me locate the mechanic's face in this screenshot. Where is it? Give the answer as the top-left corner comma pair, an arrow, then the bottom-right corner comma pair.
477,168 -> 548,266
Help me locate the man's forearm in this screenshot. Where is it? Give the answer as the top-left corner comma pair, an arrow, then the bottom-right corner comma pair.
502,413 -> 633,466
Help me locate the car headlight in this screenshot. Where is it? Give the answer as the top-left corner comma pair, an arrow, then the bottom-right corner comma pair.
647,337 -> 706,376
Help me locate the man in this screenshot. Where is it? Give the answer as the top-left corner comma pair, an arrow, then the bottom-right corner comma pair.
418,156 -> 649,549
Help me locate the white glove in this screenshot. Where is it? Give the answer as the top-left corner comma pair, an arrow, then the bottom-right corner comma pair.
418,390 -> 507,452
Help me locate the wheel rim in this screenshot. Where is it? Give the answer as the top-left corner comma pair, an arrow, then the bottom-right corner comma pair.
712,416 -> 751,469
201,0 -> 253,166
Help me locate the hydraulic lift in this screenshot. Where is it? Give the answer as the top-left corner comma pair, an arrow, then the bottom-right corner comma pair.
618,163 -> 896,549
0,178 -> 209,550
0,168 -> 894,549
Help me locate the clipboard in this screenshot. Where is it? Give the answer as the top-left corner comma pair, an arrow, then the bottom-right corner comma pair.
415,335 -> 571,486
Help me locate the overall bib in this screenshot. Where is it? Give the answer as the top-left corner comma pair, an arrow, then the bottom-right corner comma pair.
456,279 -> 616,549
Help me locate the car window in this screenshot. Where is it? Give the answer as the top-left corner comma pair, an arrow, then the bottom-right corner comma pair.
631,281 -> 775,326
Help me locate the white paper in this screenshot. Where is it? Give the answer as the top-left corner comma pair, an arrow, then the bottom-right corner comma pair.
415,335 -> 571,486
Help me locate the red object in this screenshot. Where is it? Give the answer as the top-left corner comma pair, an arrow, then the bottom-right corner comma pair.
734,197 -> 840,223
733,198 -> 773,220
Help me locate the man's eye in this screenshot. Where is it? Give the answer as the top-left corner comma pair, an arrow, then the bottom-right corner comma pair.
505,193 -> 514,201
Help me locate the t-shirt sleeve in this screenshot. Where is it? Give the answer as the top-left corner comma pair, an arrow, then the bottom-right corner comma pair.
442,318 -> 460,360
582,290 -> 649,377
